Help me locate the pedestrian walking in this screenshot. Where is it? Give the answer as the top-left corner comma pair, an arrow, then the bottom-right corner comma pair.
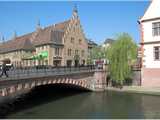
0,63 -> 8,77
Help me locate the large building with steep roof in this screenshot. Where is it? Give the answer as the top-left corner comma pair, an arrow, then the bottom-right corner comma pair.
139,0 -> 160,86
0,7 -> 88,67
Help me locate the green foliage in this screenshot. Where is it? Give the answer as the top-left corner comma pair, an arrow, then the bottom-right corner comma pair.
87,46 -> 106,64
90,46 -> 106,60
107,33 -> 137,85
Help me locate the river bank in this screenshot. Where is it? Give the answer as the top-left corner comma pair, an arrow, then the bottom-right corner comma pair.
106,86 -> 160,96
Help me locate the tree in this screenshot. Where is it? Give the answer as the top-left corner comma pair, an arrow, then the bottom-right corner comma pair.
107,33 -> 137,86
87,46 -> 105,64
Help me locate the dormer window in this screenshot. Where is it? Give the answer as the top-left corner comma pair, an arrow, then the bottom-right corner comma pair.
152,22 -> 160,36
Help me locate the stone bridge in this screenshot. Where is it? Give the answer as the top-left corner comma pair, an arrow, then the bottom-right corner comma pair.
0,66 -> 107,97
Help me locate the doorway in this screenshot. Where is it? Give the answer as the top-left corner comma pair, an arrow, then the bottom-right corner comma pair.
53,60 -> 61,67
74,60 -> 79,67
67,60 -> 72,67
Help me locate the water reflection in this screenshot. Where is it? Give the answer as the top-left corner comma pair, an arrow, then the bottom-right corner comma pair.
141,95 -> 160,119
1,84 -> 160,119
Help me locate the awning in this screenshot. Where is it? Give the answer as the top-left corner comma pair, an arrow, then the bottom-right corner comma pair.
0,58 -> 11,64
22,51 -> 48,60
38,51 -> 48,58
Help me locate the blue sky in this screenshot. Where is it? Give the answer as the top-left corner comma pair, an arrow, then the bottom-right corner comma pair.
0,1 -> 150,44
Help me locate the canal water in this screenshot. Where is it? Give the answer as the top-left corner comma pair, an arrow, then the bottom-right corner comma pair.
1,84 -> 160,119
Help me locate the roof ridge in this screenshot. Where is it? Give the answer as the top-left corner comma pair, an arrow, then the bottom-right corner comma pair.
4,19 -> 70,42
43,19 -> 70,30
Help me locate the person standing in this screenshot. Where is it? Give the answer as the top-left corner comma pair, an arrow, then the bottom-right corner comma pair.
0,63 -> 8,77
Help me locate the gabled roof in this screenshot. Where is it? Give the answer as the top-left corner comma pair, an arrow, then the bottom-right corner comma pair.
104,38 -> 114,44
33,20 -> 70,46
87,39 -> 97,46
0,20 -> 70,53
0,33 -> 35,54
140,0 -> 160,22
51,30 -> 64,45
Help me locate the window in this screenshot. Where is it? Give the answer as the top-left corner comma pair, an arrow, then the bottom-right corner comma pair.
68,49 -> 72,56
75,50 -> 79,55
81,50 -> 85,57
44,60 -> 48,65
68,49 -> 69,56
79,39 -> 82,44
154,46 -> 160,60
153,22 -> 160,36
55,48 -> 60,56
71,37 -> 74,43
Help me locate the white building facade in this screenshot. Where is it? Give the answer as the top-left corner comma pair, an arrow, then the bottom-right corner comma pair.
140,0 -> 160,86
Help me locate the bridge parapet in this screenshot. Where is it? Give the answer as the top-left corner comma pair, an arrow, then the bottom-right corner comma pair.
0,66 -> 95,81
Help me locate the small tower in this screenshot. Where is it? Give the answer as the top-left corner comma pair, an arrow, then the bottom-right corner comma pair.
36,19 -> 41,31
72,4 -> 79,19
13,30 -> 17,39
0,34 -> 5,44
0,35 -> 5,59
2,36 -> 5,44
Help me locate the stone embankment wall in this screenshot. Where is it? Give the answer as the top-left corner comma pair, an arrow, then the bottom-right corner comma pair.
132,70 -> 141,86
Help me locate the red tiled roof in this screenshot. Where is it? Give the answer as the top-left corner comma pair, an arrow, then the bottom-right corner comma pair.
0,33 -> 35,54
0,20 -> 70,54
33,20 -> 70,46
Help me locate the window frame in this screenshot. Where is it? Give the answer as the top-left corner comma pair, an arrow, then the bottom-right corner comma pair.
55,48 -> 60,56
81,50 -> 85,57
79,39 -> 82,45
75,50 -> 79,55
154,46 -> 160,61
68,49 -> 72,56
152,22 -> 160,36
71,37 -> 74,44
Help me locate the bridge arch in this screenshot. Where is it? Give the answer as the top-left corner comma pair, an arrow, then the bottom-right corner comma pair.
0,77 -> 93,96
36,83 -> 92,92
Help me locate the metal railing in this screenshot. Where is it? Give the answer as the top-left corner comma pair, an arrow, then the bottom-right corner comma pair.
0,65 -> 96,80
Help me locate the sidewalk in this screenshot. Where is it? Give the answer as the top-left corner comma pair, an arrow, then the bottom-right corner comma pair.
106,86 -> 160,96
